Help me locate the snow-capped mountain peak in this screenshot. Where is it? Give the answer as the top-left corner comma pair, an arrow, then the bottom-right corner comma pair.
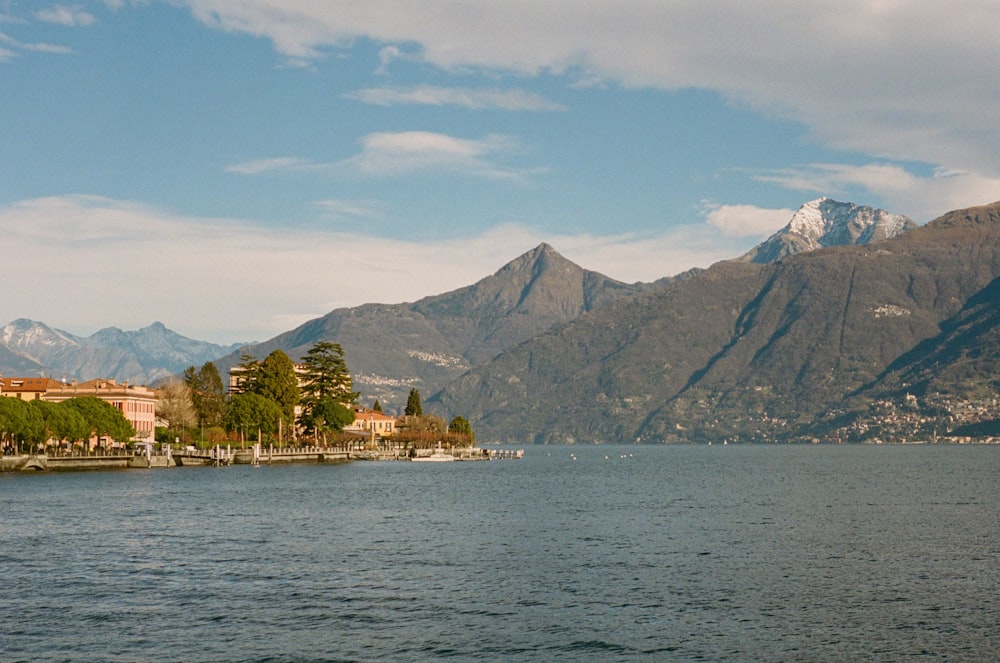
0,319 -> 81,359
740,198 -> 916,264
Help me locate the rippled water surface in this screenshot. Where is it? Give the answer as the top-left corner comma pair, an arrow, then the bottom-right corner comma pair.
2,445 -> 998,661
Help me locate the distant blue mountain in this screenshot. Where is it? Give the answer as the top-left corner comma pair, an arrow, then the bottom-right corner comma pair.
0,319 -> 245,385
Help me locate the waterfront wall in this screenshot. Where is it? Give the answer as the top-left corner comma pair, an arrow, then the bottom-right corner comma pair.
2,446 -> 521,472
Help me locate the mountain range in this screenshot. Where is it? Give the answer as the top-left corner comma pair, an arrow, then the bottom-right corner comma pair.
433,201 -> 999,442
211,241 -> 655,407
213,198 -> 918,418
0,320 -> 243,385
9,196 -> 999,444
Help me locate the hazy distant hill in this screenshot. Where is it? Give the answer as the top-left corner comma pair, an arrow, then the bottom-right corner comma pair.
0,320 -> 243,384
215,243 -> 650,411
432,201 -> 1000,443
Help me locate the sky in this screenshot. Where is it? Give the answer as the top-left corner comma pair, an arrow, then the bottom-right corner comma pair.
3,1 -> 1000,344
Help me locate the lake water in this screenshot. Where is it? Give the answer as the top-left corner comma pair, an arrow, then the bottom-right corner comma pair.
1,445 -> 998,662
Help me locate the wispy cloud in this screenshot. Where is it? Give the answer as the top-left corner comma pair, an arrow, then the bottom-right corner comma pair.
227,131 -> 541,181
313,199 -> 387,222
0,30 -> 72,56
346,131 -> 530,180
35,5 -> 97,27
346,85 -> 567,111
224,157 -> 312,175
0,195 -> 752,343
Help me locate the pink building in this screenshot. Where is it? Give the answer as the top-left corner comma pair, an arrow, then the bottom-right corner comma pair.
41,378 -> 157,444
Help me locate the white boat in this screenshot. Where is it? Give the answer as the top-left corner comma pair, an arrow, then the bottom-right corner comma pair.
412,443 -> 455,462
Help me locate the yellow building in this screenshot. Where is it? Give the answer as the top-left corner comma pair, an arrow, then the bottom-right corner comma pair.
343,407 -> 397,438
0,377 -> 65,401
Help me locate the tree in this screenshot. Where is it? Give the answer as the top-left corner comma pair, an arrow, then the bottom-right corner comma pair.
224,393 -> 283,441
28,399 -> 89,447
184,361 -> 225,427
158,378 -> 197,430
449,416 -> 474,438
0,397 -> 32,451
405,388 -> 423,417
61,396 -> 136,444
257,350 -> 300,426
372,400 -> 382,412
300,342 -> 358,402
298,342 -> 358,436
299,396 -> 355,443
233,352 -> 262,394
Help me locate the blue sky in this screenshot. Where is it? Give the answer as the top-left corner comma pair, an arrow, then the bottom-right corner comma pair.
3,1 -> 1000,343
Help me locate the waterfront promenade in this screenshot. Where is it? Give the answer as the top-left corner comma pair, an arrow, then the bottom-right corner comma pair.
1,444 -> 521,472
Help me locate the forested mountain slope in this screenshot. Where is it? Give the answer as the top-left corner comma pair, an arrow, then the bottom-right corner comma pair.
432,201 -> 1000,443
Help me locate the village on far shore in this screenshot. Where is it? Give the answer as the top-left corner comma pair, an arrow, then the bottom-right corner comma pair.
1,345 -> 522,472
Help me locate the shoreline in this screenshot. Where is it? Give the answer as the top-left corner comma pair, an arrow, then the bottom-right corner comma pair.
1,446 -> 521,473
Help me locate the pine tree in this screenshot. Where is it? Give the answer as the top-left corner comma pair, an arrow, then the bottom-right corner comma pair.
299,342 -> 358,404
298,341 -> 359,436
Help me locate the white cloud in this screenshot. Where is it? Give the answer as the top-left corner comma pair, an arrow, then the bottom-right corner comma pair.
701,203 -> 794,238
19,41 -> 73,54
347,131 -> 528,179
346,85 -> 567,111
35,5 -> 97,27
753,163 -> 1000,222
0,195 -> 749,343
181,1 -> 1000,179
224,157 -> 310,175
0,30 -> 72,56
312,199 -> 386,221
228,131 -> 539,181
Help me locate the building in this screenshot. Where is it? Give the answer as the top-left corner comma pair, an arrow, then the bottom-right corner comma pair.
343,407 -> 397,438
0,377 -> 66,401
38,378 -> 157,444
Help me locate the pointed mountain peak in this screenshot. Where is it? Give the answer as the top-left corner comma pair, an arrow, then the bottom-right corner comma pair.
525,242 -> 566,261
739,198 -> 915,264
499,242 -> 579,275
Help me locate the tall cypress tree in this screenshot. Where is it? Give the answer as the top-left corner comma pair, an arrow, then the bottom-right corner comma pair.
405,388 -> 423,417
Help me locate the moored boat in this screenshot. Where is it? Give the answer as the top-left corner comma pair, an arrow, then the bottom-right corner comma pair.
411,443 -> 455,462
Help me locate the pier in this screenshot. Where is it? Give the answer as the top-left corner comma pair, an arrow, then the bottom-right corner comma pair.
487,448 -> 524,459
